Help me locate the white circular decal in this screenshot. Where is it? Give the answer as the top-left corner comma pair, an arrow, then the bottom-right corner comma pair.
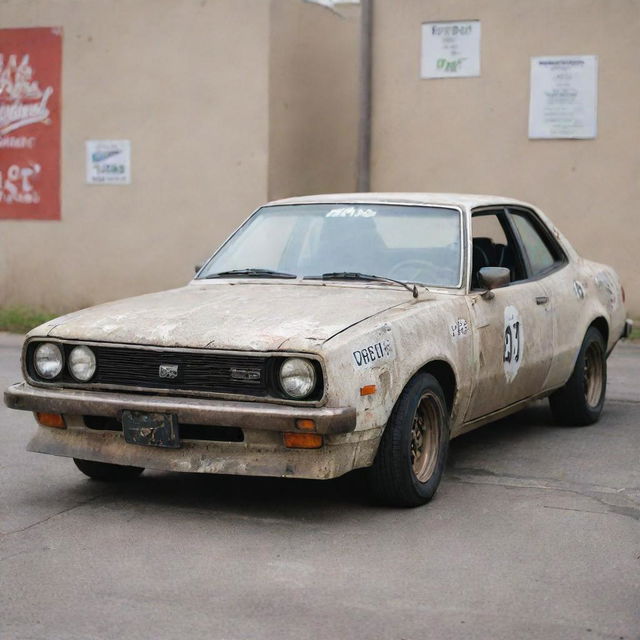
504,305 -> 522,382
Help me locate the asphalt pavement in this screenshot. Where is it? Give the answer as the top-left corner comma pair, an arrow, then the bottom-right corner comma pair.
1,332 -> 638,640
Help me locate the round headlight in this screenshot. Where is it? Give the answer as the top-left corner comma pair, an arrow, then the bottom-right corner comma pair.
279,358 -> 316,399
34,343 -> 63,379
68,345 -> 96,382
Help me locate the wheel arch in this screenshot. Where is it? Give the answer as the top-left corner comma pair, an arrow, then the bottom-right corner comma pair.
565,315 -> 610,375
589,316 -> 609,345
415,359 -> 457,415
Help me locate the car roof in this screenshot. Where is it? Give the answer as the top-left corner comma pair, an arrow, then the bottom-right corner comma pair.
266,192 -> 535,210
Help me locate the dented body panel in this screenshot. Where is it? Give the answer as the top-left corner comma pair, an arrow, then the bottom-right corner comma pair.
4,193 -> 629,480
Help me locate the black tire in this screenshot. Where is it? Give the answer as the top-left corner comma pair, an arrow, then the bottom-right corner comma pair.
549,326 -> 607,426
367,373 -> 450,507
73,458 -> 144,481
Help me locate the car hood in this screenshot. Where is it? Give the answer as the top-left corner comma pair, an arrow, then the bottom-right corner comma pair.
39,282 -> 412,351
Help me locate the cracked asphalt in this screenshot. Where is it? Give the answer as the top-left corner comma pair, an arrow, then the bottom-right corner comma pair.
1,332 -> 638,640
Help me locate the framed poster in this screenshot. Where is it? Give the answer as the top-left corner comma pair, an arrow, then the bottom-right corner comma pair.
529,56 -> 598,139
0,27 -> 62,220
421,20 -> 481,79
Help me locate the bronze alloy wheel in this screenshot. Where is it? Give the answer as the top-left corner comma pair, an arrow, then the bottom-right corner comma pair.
549,327 -> 607,427
410,391 -> 443,483
584,341 -> 605,408
368,372 -> 450,506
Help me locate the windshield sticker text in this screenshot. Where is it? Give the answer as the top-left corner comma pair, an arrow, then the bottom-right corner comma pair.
326,207 -> 376,218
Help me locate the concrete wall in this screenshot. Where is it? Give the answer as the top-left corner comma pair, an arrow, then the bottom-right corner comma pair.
268,0 -> 360,200
371,0 -> 640,316
0,0 -> 271,311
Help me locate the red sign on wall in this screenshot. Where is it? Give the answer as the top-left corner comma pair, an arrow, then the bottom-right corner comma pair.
0,27 -> 62,220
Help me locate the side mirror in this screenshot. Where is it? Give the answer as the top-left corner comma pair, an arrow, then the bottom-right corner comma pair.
194,263 -> 203,274
478,267 -> 510,299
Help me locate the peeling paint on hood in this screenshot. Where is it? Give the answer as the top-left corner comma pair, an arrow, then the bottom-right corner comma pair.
42,283 -> 413,351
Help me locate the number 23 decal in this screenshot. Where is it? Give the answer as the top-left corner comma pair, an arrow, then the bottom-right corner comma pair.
504,306 -> 523,382
504,321 -> 521,363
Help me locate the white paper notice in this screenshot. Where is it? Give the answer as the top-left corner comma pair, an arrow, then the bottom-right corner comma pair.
86,140 -> 131,184
420,21 -> 481,79
529,56 -> 598,139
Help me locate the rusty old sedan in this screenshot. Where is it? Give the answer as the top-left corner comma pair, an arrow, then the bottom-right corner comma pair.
4,193 -> 632,506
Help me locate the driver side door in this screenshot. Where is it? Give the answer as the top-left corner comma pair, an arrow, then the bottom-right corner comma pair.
465,208 -> 555,421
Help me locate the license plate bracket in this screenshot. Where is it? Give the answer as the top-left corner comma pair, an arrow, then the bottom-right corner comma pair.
122,411 -> 180,449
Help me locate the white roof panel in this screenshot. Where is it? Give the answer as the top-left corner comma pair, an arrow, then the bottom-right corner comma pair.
266,192 -> 534,210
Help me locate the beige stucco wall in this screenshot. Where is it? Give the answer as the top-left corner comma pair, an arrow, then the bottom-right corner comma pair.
371,0 -> 640,316
0,0 -> 271,311
4,0 -> 637,318
268,0 -> 360,200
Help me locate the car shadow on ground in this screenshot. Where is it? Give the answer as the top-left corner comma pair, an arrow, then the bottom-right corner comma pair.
94,401 -> 559,515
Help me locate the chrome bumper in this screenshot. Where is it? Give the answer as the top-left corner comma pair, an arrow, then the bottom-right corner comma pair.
4,382 -> 356,435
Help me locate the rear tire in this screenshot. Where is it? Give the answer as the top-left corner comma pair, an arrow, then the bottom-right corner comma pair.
367,373 -> 450,507
73,458 -> 144,481
549,326 -> 607,426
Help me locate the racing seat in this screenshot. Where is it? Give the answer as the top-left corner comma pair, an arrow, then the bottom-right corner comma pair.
494,243 -> 516,281
471,237 -> 516,288
302,217 -> 387,275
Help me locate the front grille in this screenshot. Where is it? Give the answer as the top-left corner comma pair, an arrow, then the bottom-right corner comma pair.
26,341 -> 324,402
88,347 -> 268,396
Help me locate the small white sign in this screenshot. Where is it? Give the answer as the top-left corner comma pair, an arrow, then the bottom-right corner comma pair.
421,20 -> 481,79
529,56 -> 598,139
86,140 -> 131,184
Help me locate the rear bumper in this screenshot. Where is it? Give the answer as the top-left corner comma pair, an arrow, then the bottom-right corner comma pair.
622,318 -> 634,339
4,382 -> 356,435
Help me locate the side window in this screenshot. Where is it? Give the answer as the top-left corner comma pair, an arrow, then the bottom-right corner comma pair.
508,210 -> 557,276
471,210 -> 526,287
472,213 -> 508,245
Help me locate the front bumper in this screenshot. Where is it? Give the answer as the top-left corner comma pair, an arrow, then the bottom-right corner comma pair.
4,383 -> 377,479
23,426 -> 379,479
4,382 -> 356,435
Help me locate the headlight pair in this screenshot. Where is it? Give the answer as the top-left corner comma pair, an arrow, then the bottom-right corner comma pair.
34,343 -> 96,382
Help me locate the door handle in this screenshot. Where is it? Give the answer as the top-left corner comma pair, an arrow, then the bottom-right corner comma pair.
536,296 -> 549,305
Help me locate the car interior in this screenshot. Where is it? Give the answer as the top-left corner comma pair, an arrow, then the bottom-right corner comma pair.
471,210 -> 526,288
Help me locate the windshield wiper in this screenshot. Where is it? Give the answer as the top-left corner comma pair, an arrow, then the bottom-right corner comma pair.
305,272 -> 419,298
202,268 -> 297,279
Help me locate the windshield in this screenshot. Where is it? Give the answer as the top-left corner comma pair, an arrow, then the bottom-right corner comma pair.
198,203 -> 463,287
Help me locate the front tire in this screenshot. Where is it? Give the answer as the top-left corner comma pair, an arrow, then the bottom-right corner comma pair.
367,373 -> 450,507
549,326 -> 607,426
73,458 -> 144,481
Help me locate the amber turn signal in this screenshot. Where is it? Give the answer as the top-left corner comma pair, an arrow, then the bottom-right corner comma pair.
283,432 -> 323,449
295,418 -> 316,432
360,384 -> 377,396
35,412 -> 66,428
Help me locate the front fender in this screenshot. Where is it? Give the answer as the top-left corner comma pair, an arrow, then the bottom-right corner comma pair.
320,295 -> 473,434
